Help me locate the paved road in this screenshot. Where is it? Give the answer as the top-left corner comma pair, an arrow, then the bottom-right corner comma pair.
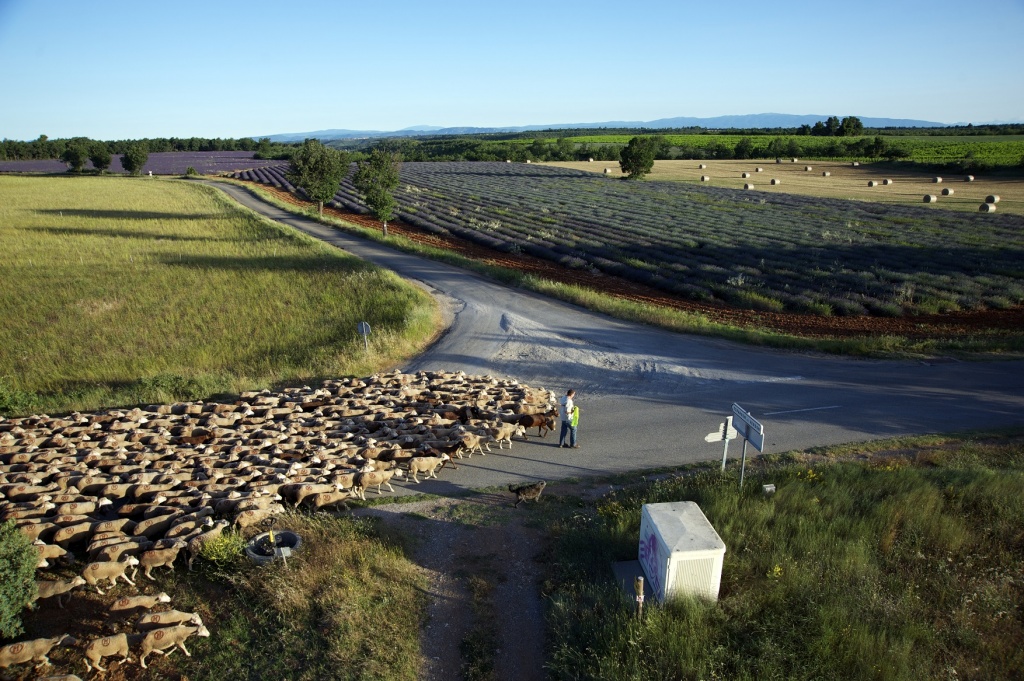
209,181 -> 1024,492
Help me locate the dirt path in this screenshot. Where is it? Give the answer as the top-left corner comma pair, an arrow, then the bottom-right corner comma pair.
357,494 -> 548,681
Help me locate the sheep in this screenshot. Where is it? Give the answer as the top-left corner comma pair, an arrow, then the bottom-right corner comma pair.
35,577 -> 86,608
108,591 -> 171,617
407,454 -> 450,483
308,490 -> 352,512
457,432 -> 488,458
0,634 -> 76,669
187,519 -> 230,570
96,540 -> 154,562
135,609 -> 203,631
82,633 -> 131,672
138,624 -> 210,668
233,505 -> 285,531
54,498 -> 111,516
138,540 -> 187,580
33,540 -> 70,567
164,515 -> 214,540
353,469 -> 405,499
82,556 -> 139,594
488,421 -> 525,449
281,482 -> 339,507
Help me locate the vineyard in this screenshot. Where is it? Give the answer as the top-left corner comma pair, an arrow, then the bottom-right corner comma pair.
235,162 -> 1024,318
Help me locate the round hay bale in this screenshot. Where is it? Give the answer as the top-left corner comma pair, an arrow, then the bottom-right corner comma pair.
525,160 -> 531,164
980,202 -> 997,212
822,171 -> 831,177
744,183 -> 755,190
941,188 -> 954,196
755,167 -> 763,172
805,166 -> 813,171
604,168 -> 612,174
986,195 -> 1000,203
932,177 -> 942,183
700,175 -> 710,182
776,158 -> 782,164
883,179 -> 893,185
852,161 -> 859,166
741,172 -> 750,178
771,178 -> 781,185
923,195 -> 937,203
587,158 -> 594,162
867,180 -> 878,187
506,159 -> 512,163
965,175 -> 975,182
791,158 -> 798,162
698,164 -> 706,169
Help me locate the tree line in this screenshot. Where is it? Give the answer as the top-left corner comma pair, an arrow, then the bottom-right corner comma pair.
0,135 -> 298,162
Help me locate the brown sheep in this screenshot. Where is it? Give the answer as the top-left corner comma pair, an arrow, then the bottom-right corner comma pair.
135,609 -> 203,631
0,634 -> 76,669
516,413 -> 556,437
353,469 -> 405,500
407,454 -> 450,483
138,540 -> 187,580
35,577 -> 86,608
138,624 -> 210,668
82,557 -> 139,595
82,633 -> 131,672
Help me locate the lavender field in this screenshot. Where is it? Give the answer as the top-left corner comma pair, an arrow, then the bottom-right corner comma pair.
0,151 -> 281,175
247,161 -> 1024,317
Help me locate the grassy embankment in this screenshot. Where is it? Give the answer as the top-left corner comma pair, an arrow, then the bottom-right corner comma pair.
543,430 -> 1024,680
0,175 -> 440,416
221,179 -> 1024,359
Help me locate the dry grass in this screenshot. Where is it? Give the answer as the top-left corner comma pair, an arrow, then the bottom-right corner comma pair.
544,159 -> 1024,215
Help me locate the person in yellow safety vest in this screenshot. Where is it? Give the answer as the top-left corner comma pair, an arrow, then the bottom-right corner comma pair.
568,405 -> 580,448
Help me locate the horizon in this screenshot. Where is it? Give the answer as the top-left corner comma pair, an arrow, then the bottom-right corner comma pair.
1,0 -> 1023,140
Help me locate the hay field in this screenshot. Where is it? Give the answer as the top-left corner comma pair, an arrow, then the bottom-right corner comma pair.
0,175 -> 437,414
544,160 -> 1024,215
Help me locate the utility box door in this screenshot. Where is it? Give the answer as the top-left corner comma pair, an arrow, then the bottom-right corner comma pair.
638,501 -> 726,602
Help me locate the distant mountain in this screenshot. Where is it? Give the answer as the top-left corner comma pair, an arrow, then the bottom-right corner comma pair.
258,113 -> 949,142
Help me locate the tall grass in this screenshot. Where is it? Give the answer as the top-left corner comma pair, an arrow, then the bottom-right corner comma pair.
159,514 -> 426,681
545,442 -> 1024,680
0,176 -> 439,415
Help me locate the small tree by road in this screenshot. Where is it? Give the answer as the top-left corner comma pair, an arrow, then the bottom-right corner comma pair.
619,137 -> 658,179
121,143 -> 149,175
353,148 -> 401,236
287,139 -> 349,215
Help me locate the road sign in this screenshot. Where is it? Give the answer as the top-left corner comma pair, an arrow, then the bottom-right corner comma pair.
357,321 -> 371,352
731,404 -> 765,452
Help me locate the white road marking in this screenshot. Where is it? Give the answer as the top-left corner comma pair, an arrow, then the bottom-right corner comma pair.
762,405 -> 842,416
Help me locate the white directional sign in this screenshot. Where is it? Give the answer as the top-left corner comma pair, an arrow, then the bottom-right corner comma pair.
731,404 -> 765,452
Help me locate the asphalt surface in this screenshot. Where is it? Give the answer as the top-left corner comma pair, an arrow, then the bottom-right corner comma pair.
208,180 -> 1024,493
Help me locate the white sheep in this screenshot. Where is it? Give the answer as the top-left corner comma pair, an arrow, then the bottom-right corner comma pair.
135,609 -> 203,631
82,633 -> 131,672
35,576 -> 86,608
407,454 -> 450,483
0,634 -> 76,669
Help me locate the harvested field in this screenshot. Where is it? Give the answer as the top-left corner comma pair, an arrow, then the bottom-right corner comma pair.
545,159 -> 1024,215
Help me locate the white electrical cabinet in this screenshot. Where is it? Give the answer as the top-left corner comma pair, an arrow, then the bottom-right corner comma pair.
638,501 -> 726,602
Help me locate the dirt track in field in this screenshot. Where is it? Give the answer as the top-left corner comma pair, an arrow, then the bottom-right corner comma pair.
244,181 -> 1024,341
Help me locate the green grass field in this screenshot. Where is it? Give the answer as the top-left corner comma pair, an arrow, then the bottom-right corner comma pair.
0,175 -> 439,415
545,432 -> 1024,680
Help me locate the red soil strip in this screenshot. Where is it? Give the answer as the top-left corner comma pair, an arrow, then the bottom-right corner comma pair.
246,182 -> 1024,341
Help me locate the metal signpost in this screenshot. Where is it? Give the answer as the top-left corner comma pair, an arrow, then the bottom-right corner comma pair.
357,321 -> 371,352
731,404 -> 765,488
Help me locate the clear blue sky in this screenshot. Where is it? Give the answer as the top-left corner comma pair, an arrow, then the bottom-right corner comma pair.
1,0 -> 1022,140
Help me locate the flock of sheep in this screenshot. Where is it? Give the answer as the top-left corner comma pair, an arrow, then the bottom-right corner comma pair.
0,370 -> 558,676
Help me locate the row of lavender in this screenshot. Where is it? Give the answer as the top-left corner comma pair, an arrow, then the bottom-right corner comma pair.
0,151 -> 283,176
242,162 -> 1024,317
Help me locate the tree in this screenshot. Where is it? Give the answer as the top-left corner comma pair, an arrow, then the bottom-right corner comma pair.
840,116 -> 864,137
89,143 -> 112,173
0,521 -> 38,638
60,144 -> 90,172
286,139 -> 349,215
733,137 -> 754,160
353,148 -> 401,236
619,137 -> 658,179
121,143 -> 149,175
825,116 -> 841,136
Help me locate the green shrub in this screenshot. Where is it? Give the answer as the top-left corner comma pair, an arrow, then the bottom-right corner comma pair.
198,531 -> 246,569
0,521 -> 39,638
185,166 -> 200,177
